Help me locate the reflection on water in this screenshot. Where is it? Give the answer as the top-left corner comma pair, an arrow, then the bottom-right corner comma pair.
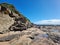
38,34 -> 48,38
50,29 -> 59,32
32,29 -> 59,42
33,34 -> 48,41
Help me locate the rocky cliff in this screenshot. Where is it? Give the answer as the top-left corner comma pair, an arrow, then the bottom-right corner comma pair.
0,3 -> 32,33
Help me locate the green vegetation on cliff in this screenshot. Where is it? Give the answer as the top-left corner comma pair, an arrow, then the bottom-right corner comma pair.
0,3 -> 30,22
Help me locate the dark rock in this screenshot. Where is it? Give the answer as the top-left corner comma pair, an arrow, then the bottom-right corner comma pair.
28,36 -> 34,40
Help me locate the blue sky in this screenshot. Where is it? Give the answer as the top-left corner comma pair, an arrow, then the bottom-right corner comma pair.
0,0 -> 60,24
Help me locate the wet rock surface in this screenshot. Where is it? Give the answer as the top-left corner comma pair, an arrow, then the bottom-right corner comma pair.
0,26 -> 59,45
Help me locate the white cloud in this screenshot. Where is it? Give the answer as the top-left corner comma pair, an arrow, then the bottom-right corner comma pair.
34,19 -> 60,25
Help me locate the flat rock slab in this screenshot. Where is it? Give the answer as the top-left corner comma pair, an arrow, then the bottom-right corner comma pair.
0,34 -> 20,42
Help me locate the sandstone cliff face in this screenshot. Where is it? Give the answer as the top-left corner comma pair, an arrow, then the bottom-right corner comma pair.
0,3 -> 31,33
